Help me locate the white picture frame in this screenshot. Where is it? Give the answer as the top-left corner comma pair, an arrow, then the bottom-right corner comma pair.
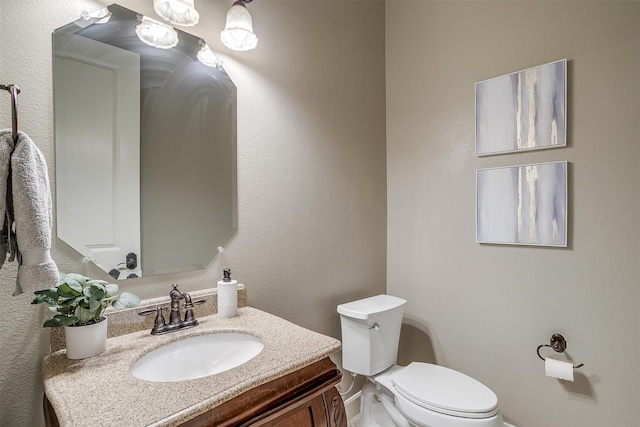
476,161 -> 568,247
475,59 -> 567,156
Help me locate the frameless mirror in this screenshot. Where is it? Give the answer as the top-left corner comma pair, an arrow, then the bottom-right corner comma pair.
53,4 -> 237,280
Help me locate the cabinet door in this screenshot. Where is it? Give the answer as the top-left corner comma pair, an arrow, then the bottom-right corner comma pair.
250,388 -> 346,427
257,394 -> 327,427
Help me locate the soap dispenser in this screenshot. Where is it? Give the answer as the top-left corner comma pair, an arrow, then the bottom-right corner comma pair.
217,268 -> 237,318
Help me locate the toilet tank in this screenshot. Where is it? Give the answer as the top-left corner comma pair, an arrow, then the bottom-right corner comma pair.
337,295 -> 407,376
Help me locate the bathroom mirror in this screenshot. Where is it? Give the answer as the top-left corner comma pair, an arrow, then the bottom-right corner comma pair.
53,4 -> 237,280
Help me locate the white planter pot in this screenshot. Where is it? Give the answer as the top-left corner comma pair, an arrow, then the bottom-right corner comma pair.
64,316 -> 108,359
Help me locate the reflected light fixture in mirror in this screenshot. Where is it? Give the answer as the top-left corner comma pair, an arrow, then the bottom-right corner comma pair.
154,0 -> 199,26
135,16 -> 179,49
197,42 -> 223,68
78,7 -> 112,26
221,0 -> 258,51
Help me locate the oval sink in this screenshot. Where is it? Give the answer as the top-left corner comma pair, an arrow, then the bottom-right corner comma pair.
131,333 -> 264,382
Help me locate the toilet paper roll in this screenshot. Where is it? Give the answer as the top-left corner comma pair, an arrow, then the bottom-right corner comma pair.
545,357 -> 574,381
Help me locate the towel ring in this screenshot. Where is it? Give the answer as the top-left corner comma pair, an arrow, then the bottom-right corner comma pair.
536,333 -> 584,369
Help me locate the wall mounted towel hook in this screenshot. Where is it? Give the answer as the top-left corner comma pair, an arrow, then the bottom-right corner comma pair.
536,333 -> 584,369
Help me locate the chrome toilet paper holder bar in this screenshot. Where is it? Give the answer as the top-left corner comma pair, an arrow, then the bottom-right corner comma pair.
536,333 -> 584,369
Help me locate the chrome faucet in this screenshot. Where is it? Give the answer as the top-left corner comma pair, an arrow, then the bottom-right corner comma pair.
139,284 -> 206,335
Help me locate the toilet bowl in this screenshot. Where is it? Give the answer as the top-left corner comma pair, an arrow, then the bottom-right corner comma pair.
338,295 -> 504,427
369,363 -> 503,427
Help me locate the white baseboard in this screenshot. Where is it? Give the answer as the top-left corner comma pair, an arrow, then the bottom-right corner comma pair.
343,390 -> 361,424
344,390 -> 361,407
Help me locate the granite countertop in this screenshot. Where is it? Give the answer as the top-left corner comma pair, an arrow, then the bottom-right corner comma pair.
42,307 -> 341,427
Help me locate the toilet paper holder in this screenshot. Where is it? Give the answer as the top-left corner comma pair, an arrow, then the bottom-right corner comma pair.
536,333 -> 584,369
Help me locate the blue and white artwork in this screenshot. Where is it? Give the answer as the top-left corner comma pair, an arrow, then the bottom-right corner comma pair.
476,161 -> 567,247
475,59 -> 566,156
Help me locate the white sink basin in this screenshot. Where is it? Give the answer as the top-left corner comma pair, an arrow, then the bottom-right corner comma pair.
131,333 -> 264,382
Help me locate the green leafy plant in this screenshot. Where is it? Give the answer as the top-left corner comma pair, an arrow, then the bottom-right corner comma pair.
32,273 -> 140,328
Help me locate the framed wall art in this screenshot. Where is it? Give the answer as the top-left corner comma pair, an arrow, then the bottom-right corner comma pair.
476,161 -> 567,247
475,59 -> 566,156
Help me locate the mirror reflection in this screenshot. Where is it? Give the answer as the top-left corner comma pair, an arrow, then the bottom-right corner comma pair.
54,4 -> 237,280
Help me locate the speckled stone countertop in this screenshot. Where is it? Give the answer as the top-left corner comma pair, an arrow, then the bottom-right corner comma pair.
42,306 -> 341,427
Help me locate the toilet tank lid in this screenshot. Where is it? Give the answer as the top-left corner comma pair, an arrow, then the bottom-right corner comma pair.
337,294 -> 407,320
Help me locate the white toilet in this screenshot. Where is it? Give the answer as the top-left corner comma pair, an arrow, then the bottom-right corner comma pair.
338,295 -> 504,427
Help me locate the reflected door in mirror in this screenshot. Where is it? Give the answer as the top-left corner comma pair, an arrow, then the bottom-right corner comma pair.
54,35 -> 142,277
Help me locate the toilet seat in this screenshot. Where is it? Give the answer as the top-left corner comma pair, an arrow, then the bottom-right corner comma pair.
391,362 -> 499,419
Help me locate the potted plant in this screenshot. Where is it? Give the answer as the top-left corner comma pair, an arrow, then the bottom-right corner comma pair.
32,272 -> 140,359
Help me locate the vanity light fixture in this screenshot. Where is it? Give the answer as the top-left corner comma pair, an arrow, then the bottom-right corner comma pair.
154,0 -> 199,26
135,16 -> 179,49
197,42 -> 224,69
220,0 -> 258,52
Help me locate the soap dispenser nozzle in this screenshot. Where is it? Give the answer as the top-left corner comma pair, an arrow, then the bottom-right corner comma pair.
223,268 -> 232,282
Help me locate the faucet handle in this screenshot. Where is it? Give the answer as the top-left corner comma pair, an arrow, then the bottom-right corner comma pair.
183,299 -> 206,324
139,306 -> 168,335
185,299 -> 207,308
138,308 -> 158,316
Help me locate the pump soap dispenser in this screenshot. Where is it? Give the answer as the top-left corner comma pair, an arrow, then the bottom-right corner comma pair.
217,268 -> 237,318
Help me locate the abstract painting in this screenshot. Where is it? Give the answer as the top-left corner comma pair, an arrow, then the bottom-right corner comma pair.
476,161 -> 567,246
476,59 -> 566,156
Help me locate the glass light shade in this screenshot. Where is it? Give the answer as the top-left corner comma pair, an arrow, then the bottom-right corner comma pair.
197,44 -> 223,68
90,7 -> 112,24
220,4 -> 258,51
77,7 -> 111,27
154,0 -> 199,26
135,16 -> 179,49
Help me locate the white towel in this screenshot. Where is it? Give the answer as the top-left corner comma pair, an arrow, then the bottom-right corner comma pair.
0,129 -> 16,268
0,130 -> 58,295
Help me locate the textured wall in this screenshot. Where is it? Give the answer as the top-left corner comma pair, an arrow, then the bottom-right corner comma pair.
0,2 -> 102,426
0,1 -> 386,425
386,2 -> 639,426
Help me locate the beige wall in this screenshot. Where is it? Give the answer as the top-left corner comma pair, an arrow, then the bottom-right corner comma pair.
0,1 -> 386,425
387,1 -> 639,426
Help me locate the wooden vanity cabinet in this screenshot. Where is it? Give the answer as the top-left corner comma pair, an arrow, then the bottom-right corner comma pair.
183,357 -> 346,427
45,357 -> 346,427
